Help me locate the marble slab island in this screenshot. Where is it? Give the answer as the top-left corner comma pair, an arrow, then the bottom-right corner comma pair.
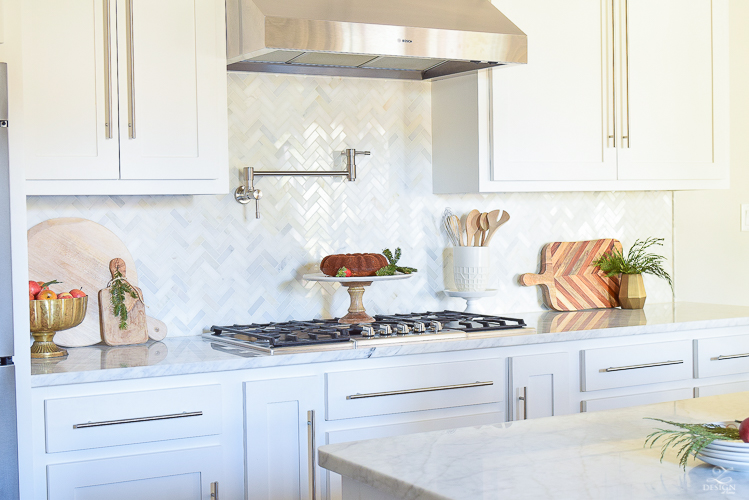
319,391 -> 749,499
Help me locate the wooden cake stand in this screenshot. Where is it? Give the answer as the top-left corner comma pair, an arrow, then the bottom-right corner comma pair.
302,273 -> 415,324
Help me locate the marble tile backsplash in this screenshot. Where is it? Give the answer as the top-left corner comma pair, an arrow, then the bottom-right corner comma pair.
26,73 -> 674,337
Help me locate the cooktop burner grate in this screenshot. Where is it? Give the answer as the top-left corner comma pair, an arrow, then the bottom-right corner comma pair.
209,311 -> 525,349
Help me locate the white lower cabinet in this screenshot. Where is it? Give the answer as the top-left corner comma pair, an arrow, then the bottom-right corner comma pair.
46,446 -> 221,500
696,381 -> 749,398
509,352 -> 570,420
244,375 -> 323,500
582,388 -> 694,413
325,413 -> 503,500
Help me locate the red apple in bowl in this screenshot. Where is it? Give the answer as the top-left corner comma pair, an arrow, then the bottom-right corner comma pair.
57,292 -> 73,299
69,289 -> 86,298
29,281 -> 41,296
739,418 -> 749,443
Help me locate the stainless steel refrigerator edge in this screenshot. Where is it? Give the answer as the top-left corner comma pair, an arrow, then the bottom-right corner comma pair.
0,62 -> 20,499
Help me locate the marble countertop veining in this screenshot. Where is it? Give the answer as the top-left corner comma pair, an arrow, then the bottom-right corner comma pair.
318,391 -> 749,499
30,302 -> 749,387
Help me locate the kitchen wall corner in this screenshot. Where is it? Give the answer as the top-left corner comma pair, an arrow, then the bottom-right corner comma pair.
26,73 -> 674,337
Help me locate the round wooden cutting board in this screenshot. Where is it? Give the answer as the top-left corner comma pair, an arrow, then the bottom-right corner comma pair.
28,218 -> 139,347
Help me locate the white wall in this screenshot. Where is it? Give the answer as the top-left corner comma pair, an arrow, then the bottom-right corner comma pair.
674,0 -> 749,306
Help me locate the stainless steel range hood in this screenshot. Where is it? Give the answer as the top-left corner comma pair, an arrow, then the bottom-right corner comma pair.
226,0 -> 527,80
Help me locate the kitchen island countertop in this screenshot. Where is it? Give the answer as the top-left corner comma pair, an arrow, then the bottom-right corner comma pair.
30,302 -> 749,387
319,391 -> 749,499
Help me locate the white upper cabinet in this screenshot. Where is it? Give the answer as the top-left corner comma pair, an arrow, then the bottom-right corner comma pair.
617,0 -> 725,181
490,0 -> 616,182
432,0 -> 728,193
23,0 -> 229,195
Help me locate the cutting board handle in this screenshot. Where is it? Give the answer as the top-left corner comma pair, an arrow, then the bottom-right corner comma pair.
109,258 -> 127,277
519,272 -> 553,286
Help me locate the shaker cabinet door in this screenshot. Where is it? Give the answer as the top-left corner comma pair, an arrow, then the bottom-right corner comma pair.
509,352 -> 570,420
490,0 -> 617,181
23,0 -> 120,180
117,0 -> 224,181
244,375 -> 322,500
616,0 -> 726,181
47,447 -> 221,500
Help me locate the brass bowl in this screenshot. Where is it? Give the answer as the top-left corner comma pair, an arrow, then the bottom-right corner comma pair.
29,296 -> 88,358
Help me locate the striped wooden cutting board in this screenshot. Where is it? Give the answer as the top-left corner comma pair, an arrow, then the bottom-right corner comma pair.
519,239 -> 623,311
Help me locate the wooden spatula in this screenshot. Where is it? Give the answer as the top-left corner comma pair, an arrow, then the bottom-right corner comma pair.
465,209 -> 481,247
483,210 -> 510,247
479,213 -> 489,246
99,258 -> 148,346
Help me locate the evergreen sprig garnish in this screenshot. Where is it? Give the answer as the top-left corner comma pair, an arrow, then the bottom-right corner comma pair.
593,237 -> 673,290
108,270 -> 140,329
376,248 -> 418,276
644,418 -> 740,469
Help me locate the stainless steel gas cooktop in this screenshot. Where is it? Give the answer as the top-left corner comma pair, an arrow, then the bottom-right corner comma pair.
206,311 -> 529,354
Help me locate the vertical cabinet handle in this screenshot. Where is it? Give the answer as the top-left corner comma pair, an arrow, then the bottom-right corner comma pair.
518,387 -> 528,420
622,0 -> 631,148
210,481 -> 218,499
126,0 -> 136,139
605,0 -> 616,148
103,0 -> 113,139
307,410 -> 317,500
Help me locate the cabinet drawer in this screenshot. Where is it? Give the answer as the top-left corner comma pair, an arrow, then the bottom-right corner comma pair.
695,335 -> 749,378
326,359 -> 503,420
581,340 -> 692,392
582,388 -> 694,413
45,385 -> 221,453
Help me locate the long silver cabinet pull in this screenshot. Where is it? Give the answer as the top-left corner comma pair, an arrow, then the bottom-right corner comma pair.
346,381 -> 493,400
622,0 -> 631,148
518,386 -> 528,420
210,481 -> 219,499
603,360 -> 683,372
126,0 -> 136,139
307,410 -> 317,500
605,0 -> 616,148
103,0 -> 113,139
73,411 -> 202,429
716,353 -> 749,361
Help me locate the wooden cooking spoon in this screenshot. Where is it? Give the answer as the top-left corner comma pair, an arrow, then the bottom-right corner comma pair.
478,213 -> 489,246
483,210 -> 510,247
465,209 -> 481,247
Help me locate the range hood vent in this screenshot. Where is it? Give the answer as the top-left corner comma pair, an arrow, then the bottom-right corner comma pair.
226,0 -> 527,80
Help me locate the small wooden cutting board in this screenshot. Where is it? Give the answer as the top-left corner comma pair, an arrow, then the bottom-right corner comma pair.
520,239 -> 623,311
99,259 -> 148,346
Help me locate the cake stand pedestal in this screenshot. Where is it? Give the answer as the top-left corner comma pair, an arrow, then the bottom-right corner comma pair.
444,289 -> 497,314
302,273 -> 415,324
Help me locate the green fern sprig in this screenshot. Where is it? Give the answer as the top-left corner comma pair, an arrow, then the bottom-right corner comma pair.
644,418 -> 739,469
376,248 -> 418,276
593,237 -> 673,290
109,270 -> 140,329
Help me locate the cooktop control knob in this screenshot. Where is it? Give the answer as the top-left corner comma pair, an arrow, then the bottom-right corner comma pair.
361,325 -> 376,338
395,323 -> 410,335
378,325 -> 392,336
430,320 -> 442,333
412,322 -> 426,334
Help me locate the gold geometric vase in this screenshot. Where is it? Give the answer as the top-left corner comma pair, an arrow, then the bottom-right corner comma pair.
619,274 -> 646,309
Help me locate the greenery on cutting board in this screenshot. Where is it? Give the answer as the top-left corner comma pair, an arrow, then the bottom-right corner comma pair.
644,418 -> 740,469
108,269 -> 140,330
376,248 -> 418,276
593,237 -> 673,290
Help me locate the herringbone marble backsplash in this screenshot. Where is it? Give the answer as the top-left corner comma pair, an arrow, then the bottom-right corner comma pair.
26,73 -> 673,337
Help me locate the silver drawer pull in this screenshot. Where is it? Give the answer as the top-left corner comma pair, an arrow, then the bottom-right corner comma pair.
715,353 -> 749,361
73,411 -> 202,429
346,381 -> 493,400
603,360 -> 683,373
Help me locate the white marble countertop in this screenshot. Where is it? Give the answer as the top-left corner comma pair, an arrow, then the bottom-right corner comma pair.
30,302 -> 749,387
319,391 -> 749,499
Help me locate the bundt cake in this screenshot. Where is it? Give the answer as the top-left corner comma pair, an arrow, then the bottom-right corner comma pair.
320,253 -> 388,277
